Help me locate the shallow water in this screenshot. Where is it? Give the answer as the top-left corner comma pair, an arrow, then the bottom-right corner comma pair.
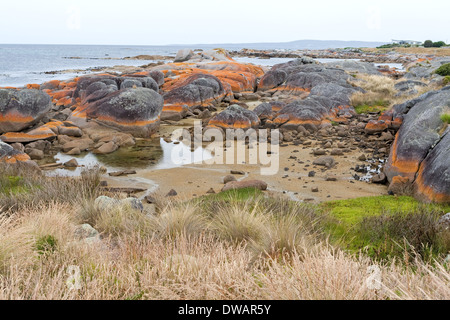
46,138 -> 213,177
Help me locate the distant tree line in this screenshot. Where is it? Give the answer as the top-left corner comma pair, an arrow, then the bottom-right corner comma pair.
377,40 -> 447,49
423,40 -> 447,48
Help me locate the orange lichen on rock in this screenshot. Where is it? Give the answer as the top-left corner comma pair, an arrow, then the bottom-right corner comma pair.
414,170 -> 450,203
365,120 -> 389,134
3,152 -> 31,164
26,83 -> 40,90
385,136 -> 421,181
0,112 -> 34,123
388,175 -> 411,195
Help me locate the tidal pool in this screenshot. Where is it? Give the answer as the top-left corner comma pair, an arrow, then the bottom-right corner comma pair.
46,138 -> 213,177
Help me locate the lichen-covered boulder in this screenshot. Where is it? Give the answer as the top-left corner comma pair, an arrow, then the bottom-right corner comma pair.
414,129 -> 450,203
67,74 -> 164,137
208,104 -> 260,130
254,101 -> 287,120
0,89 -> 52,134
268,85 -> 357,129
258,61 -> 352,98
81,87 -> 163,138
385,87 -> 450,203
162,73 -> 227,121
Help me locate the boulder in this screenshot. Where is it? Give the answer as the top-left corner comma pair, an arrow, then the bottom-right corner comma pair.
221,179 -> 268,192
162,73 -> 227,120
94,196 -> 144,212
72,87 -> 163,138
385,87 -> 450,203
174,49 -> 195,63
312,156 -> 335,168
208,104 -> 260,130
0,89 -> 52,134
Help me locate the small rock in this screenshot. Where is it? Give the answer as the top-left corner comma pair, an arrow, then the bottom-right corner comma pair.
166,189 -> 178,197
371,173 -> 387,184
64,158 -> 78,168
74,224 -> 99,240
223,175 -> 237,184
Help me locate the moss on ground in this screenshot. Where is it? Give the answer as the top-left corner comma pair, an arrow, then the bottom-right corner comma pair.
321,196 -> 450,262
354,102 -> 389,114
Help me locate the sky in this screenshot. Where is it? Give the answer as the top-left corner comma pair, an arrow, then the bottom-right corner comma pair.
0,0 -> 448,45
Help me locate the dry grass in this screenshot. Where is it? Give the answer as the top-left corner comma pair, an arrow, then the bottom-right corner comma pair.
350,74 -> 441,112
0,199 -> 448,299
0,166 -> 449,300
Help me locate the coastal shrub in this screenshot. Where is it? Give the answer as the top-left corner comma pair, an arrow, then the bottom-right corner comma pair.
435,63 -> 450,76
356,210 -> 448,263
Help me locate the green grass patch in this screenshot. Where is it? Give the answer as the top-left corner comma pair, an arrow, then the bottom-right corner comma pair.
35,235 -> 58,255
354,102 -> 389,114
321,196 -> 450,262
441,113 -> 450,124
0,176 -> 30,195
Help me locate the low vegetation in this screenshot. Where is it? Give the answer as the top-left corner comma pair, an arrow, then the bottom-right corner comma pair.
441,113 -> 450,124
435,63 -> 450,77
350,74 -> 440,113
0,165 -> 449,299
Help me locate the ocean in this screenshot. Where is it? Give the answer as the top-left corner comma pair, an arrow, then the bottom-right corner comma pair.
0,44 -> 184,87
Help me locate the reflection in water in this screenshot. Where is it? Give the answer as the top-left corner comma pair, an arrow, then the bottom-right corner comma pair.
47,138 -> 213,177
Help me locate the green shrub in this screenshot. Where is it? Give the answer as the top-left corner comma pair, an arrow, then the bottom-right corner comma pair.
356,210 -> 448,262
35,235 -> 58,255
435,63 -> 450,77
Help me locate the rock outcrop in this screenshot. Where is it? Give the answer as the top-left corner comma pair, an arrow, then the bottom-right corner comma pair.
0,140 -> 38,169
385,87 -> 450,203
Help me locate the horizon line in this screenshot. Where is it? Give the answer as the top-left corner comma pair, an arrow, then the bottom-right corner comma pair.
0,39 -> 390,47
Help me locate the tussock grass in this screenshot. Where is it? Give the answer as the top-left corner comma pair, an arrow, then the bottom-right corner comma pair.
349,74 -> 439,113
0,166 -> 449,300
0,164 -> 102,214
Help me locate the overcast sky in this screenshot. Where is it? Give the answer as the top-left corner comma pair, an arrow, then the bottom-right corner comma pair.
0,0 -> 448,45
